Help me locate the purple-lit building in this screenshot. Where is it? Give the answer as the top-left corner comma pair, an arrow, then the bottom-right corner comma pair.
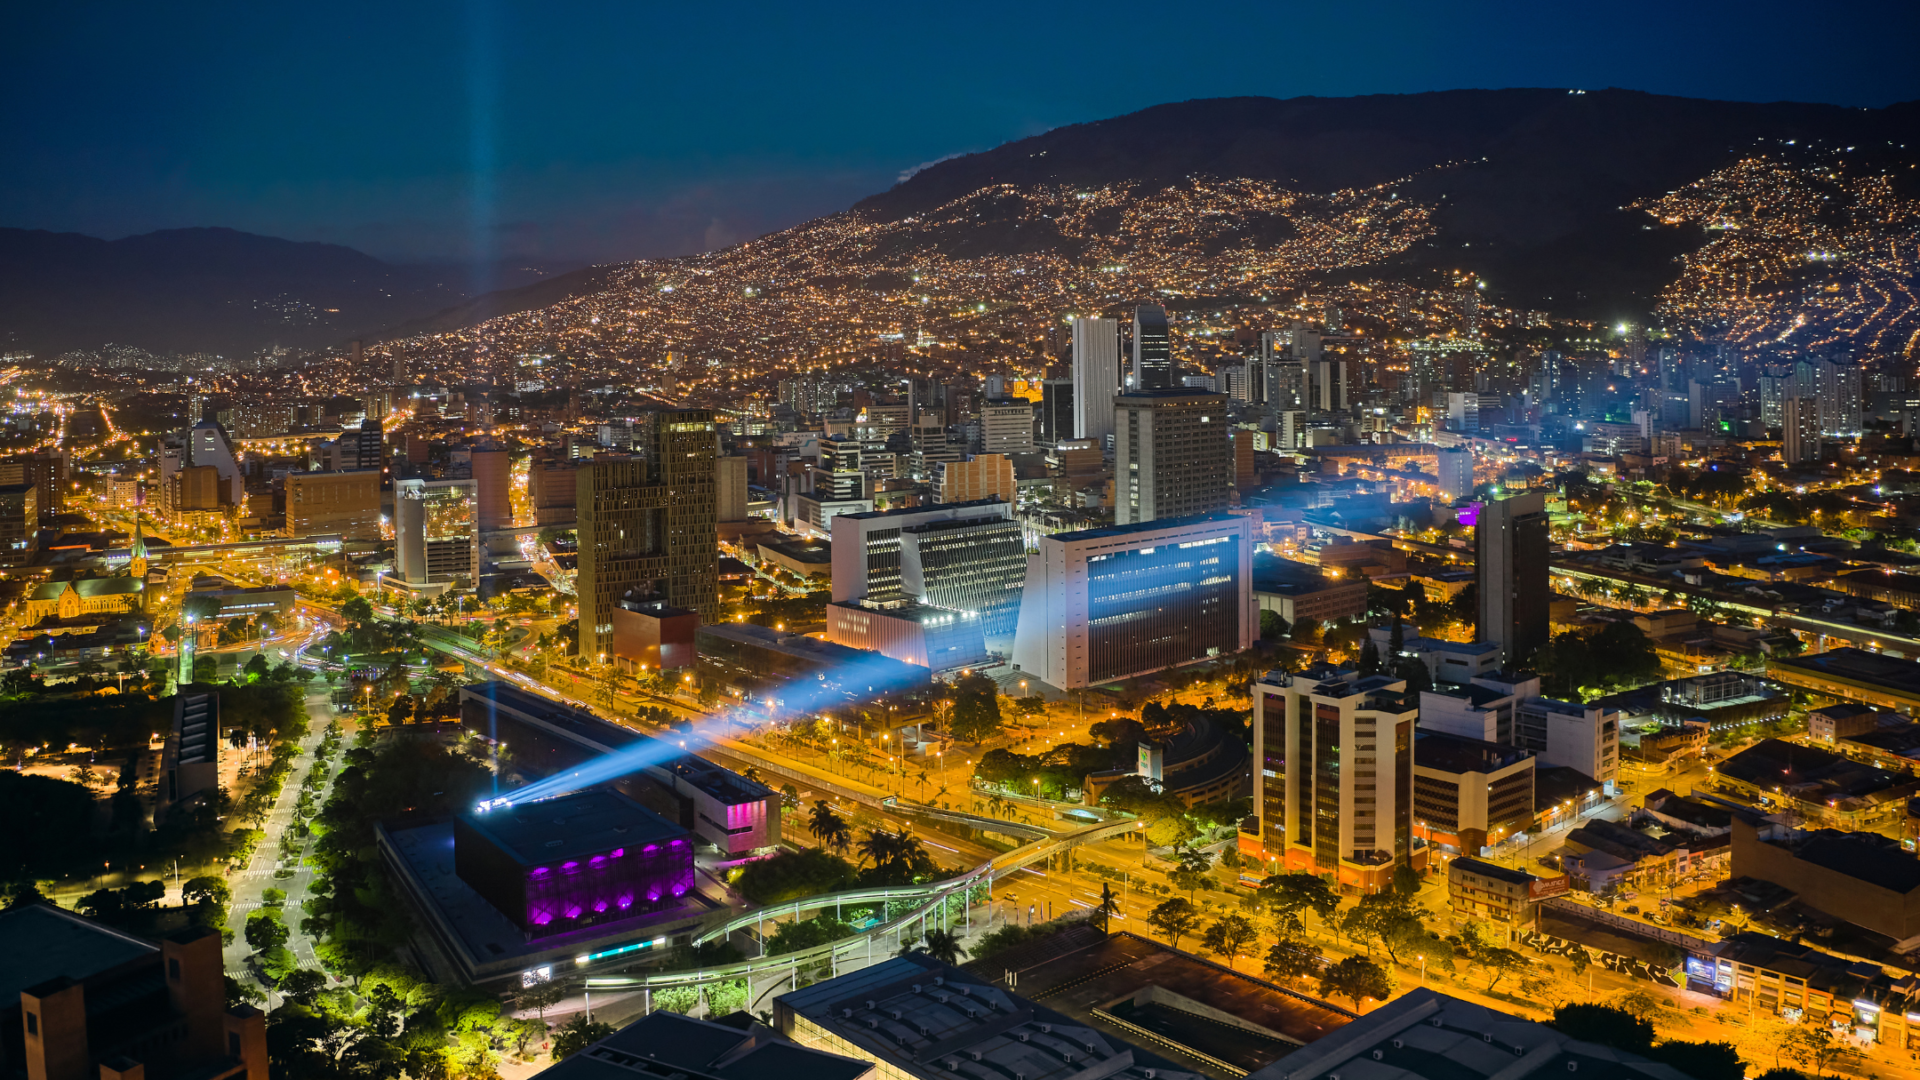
453,790 -> 694,939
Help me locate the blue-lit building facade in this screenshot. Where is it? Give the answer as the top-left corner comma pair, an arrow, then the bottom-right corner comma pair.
1011,512 -> 1256,689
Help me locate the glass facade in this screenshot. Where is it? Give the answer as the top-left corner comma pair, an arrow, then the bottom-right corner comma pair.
903,515 -> 1026,638
1085,533 -> 1240,683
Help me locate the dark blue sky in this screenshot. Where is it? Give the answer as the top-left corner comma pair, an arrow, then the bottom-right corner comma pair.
6,1 -> 1917,269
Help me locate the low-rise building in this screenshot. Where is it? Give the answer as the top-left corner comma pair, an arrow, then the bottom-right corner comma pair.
1083,711 -> 1250,810
284,469 -> 383,540
695,623 -> 930,719
1412,731 -> 1534,855
1446,857 -> 1550,925
1252,554 -> 1367,627
1714,737 -> 1918,830
1809,702 -> 1906,743
826,596 -> 987,674
1242,988 -> 1689,1080
1730,815 -> 1920,940
542,1009 -> 875,1080
608,599 -> 698,672
1770,647 -> 1920,713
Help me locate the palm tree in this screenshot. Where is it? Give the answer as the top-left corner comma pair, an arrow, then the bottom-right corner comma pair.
807,800 -> 852,854
921,929 -> 965,965
1094,883 -> 1119,933
915,769 -> 930,800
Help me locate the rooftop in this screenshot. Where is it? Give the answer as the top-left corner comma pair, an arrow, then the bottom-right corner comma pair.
1777,828 -> 1920,894
462,790 -> 685,866
1413,731 -> 1531,775
1448,857 -> 1536,886
777,954 -> 1206,1080
0,904 -> 159,1001
1244,988 -> 1689,1080
1773,647 -> 1920,697
839,498 -> 1008,522
1049,511 -> 1242,546
544,1010 -> 874,1080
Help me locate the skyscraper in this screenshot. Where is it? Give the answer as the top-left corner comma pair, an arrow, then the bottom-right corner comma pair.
1475,491 -> 1550,667
1131,304 -> 1172,390
1251,665 -> 1416,891
577,410 -> 720,656
1010,512 -> 1254,689
394,477 -> 479,585
1070,317 -> 1119,448
1113,389 -> 1230,525
1039,378 -> 1075,445
1784,396 -> 1822,464
979,398 -> 1035,456
1435,447 -> 1475,501
470,443 -> 512,533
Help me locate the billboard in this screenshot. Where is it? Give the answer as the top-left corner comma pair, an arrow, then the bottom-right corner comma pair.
1528,875 -> 1571,901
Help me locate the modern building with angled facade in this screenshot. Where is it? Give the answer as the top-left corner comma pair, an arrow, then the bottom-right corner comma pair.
1011,512 -> 1255,690
829,499 -> 1027,643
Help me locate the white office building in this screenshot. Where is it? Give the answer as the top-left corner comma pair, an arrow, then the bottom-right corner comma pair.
1071,316 -> 1120,449
394,477 -> 479,587
1011,512 -> 1255,689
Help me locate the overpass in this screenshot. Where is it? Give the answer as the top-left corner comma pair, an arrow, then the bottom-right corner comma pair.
580,817 -> 1138,989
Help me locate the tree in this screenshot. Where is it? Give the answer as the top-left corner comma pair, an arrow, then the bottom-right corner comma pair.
1260,609 -> 1289,641
243,911 -> 288,953
340,596 -> 375,626
1476,944 -> 1531,993
1258,872 -> 1341,935
922,929 -> 966,965
1781,1025 -> 1856,1079
1358,636 -> 1381,676
949,672 -> 1004,742
1093,883 -> 1119,933
1147,898 -> 1202,949
1648,1042 -> 1747,1080
1291,616 -> 1322,644
181,876 -> 230,908
278,968 -> 326,1006
807,800 -> 852,855
1320,955 -> 1394,1012
553,1015 -> 618,1060
1550,1004 -> 1654,1053
1340,890 -> 1433,965
515,981 -> 566,1025
1264,937 -> 1323,984
1201,915 -> 1259,969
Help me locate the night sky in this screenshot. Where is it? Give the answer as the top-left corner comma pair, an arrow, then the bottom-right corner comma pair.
6,1 -> 1918,270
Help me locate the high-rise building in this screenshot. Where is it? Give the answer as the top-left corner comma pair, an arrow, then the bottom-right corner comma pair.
284,470 -> 382,539
829,499 -> 1028,644
1435,447 -> 1475,501
1216,363 -> 1250,402
470,443 -> 512,532
1071,316 -> 1120,447
1784,396 -> 1822,464
1250,664 -> 1416,890
1816,357 -> 1863,436
0,452 -> 64,525
1113,389 -> 1230,525
0,482 -> 37,565
1131,304 -> 1173,389
332,418 -> 383,472
395,477 -> 479,585
715,455 -> 750,522
979,398 -> 1035,456
1010,512 -> 1254,689
187,421 -> 244,506
1475,491 -> 1550,667
1038,378 -> 1075,445
934,454 -> 1014,504
1309,358 -> 1348,412
817,437 -> 865,500
577,411 -> 720,656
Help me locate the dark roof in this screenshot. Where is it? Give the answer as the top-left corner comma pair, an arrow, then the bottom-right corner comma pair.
1719,737 -> 1904,800
461,790 -> 684,866
1049,510 -> 1242,544
543,1009 -> 874,1080
1414,731 -> 1532,775
1449,858 -> 1535,885
1535,766 -> 1603,812
1773,647 -> 1920,697
839,498 -> 1006,522
0,904 -> 158,1001
1840,723 -> 1920,757
1789,830 -> 1920,894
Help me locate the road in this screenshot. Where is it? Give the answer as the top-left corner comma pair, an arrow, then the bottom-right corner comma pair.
222,690 -> 342,998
